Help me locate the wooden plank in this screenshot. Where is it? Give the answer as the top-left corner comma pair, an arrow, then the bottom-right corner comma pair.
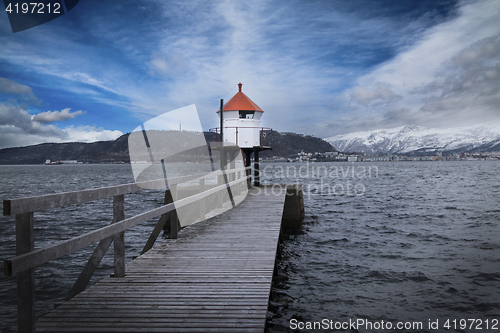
39,313 -> 265,320
41,305 -> 269,312
113,195 -> 125,278
51,301 -> 270,308
141,191 -> 171,255
36,325 -> 264,332
3,183 -> 141,216
3,167 -> 250,216
141,211 -> 169,254
77,285 -> 272,292
74,288 -> 273,294
65,236 -> 113,301
37,319 -> 265,326
40,316 -> 265,321
16,212 -> 35,333
38,327 -> 262,333
38,318 -> 267,327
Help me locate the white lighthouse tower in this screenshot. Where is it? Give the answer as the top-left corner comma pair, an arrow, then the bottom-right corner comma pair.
216,83 -> 265,148
214,83 -> 271,186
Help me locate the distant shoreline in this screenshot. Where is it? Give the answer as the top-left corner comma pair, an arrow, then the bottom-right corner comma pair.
0,159 -> 498,166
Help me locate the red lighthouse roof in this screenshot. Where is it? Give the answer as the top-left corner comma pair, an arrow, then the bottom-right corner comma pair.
217,83 -> 264,113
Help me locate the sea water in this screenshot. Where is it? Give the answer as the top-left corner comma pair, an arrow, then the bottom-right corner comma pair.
265,161 -> 500,332
0,162 -> 499,332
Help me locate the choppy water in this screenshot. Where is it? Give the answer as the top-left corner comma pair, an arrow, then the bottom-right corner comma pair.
0,162 -> 499,332
0,164 -> 163,333
264,161 -> 500,332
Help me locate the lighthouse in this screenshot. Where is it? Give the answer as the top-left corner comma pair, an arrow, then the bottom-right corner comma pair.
216,83 -> 265,147
214,83 -> 271,185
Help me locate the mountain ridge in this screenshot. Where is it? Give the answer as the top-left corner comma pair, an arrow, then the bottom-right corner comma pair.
325,123 -> 500,155
0,131 -> 335,164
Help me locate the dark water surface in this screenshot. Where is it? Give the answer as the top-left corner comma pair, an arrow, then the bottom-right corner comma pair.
0,164 -> 162,332
264,161 -> 500,332
1,162 -> 499,332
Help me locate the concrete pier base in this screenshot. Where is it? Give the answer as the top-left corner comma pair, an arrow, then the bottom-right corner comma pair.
281,184 -> 305,229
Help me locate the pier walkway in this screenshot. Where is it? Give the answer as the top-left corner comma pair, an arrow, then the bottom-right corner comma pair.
35,186 -> 287,333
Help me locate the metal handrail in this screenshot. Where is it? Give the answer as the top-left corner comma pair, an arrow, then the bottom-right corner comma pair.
208,127 -> 272,149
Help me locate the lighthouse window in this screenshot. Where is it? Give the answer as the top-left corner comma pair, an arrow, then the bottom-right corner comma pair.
239,111 -> 254,119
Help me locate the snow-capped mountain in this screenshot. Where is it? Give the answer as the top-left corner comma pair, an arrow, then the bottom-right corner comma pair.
325,123 -> 500,155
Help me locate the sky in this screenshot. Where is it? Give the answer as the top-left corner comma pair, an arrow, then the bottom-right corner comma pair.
0,0 -> 499,148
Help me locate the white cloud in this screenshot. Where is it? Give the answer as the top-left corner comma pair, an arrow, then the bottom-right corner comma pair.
134,0 -> 343,133
0,76 -> 120,148
148,53 -> 187,78
62,125 -> 123,142
0,77 -> 39,104
350,83 -> 401,106
0,102 -> 122,148
0,102 -> 66,138
338,0 -> 500,134
32,108 -> 86,124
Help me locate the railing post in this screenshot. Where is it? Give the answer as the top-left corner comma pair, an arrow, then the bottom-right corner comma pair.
229,151 -> 236,182
170,185 -> 179,239
199,178 -> 206,219
253,147 -> 260,186
236,171 -> 241,194
113,195 -> 125,278
16,212 -> 35,333
170,212 -> 179,239
261,128 -> 263,148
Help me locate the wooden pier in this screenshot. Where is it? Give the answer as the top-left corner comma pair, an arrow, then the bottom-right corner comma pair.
37,186 -> 285,332
3,166 -> 304,333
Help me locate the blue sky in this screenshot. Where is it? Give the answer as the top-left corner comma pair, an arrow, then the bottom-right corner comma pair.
0,0 -> 499,148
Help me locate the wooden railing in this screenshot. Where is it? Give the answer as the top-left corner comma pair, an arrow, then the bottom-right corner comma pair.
3,166 -> 250,333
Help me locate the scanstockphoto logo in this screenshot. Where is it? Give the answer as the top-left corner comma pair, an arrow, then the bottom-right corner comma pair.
261,162 -> 379,199
3,0 -> 80,33
128,105 -> 248,228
